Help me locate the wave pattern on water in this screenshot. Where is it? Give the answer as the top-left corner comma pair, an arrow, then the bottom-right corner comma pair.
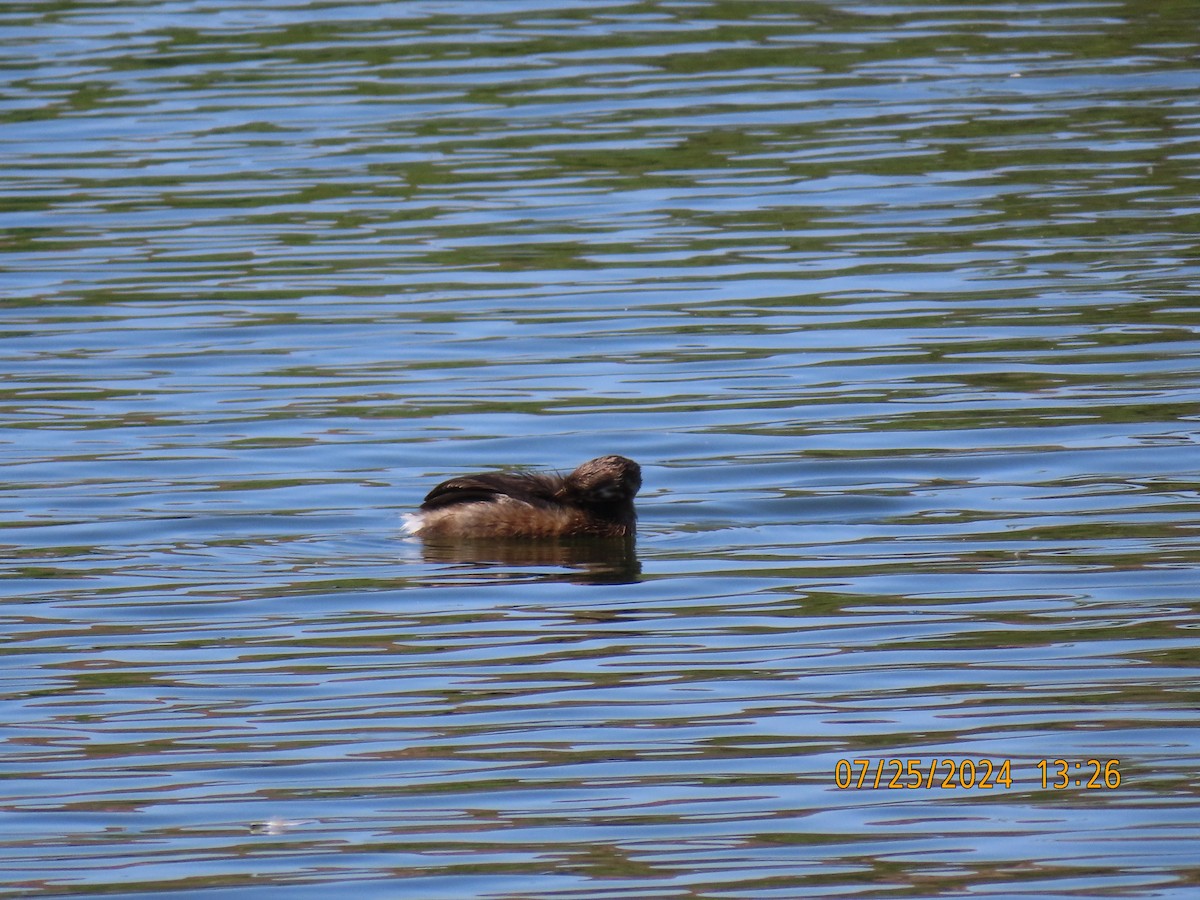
3,0 -> 1200,897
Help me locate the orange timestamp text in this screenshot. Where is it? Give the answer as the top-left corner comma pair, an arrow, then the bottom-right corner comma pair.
833,758 -> 1122,790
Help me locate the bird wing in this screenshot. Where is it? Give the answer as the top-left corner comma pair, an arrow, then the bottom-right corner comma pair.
420,472 -> 558,511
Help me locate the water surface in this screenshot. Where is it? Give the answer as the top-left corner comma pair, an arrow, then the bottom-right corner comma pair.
3,1 -> 1200,897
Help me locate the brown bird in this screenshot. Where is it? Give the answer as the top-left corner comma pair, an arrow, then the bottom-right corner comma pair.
404,455 -> 641,539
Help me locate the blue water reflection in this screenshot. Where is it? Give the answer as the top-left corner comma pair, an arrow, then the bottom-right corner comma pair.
3,0 -> 1200,896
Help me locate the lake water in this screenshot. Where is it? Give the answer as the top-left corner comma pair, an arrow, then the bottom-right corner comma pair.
3,1 -> 1200,897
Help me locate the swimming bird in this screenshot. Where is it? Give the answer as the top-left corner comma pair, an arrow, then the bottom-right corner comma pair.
404,455 -> 641,539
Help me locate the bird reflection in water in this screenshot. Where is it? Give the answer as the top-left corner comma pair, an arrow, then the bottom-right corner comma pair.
415,534 -> 641,585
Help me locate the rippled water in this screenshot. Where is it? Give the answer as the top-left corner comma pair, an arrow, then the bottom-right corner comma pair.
4,1 -> 1200,896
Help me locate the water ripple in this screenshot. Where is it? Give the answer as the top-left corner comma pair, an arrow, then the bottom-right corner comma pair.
3,0 -> 1200,896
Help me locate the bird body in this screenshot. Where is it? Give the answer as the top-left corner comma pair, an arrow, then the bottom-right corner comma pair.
404,455 -> 641,539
